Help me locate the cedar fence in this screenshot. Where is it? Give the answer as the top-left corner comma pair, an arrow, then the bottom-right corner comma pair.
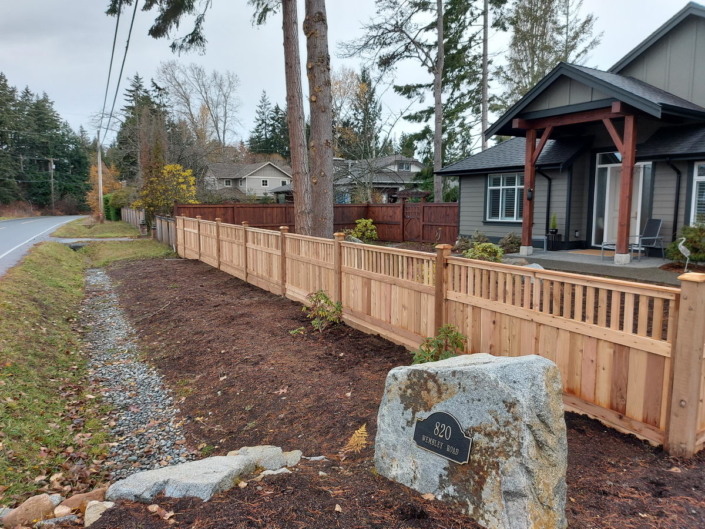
176,215 -> 705,457
154,216 -> 177,250
173,202 -> 459,244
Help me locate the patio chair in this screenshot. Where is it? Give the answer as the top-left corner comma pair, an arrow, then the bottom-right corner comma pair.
631,219 -> 665,261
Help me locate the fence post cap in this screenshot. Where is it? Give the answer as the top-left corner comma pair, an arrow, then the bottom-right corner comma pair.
196,215 -> 202,220
436,244 -> 453,251
280,226 -> 289,232
334,232 -> 345,241
242,221 -> 249,227
678,272 -> 705,283
215,218 -> 221,222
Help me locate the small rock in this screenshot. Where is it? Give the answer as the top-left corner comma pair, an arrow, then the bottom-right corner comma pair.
59,487 -> 108,514
228,446 -> 285,470
34,515 -> 78,527
254,468 -> 292,481
502,257 -> 529,266
302,455 -> 327,461
84,501 -> 114,527
53,505 -> 72,518
48,494 -> 63,508
523,262 -> 545,270
2,494 -> 55,527
283,450 -> 302,467
318,471 -> 328,477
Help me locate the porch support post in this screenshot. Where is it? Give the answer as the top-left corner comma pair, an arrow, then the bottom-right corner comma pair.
520,129 -> 537,256
615,115 -> 637,265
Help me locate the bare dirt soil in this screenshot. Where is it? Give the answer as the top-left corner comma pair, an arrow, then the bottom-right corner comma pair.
73,259 -> 705,529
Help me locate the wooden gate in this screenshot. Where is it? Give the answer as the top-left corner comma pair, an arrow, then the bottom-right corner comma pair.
403,204 -> 422,242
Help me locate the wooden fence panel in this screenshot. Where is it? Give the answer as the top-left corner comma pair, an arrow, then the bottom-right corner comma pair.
181,218 -> 200,260
284,233 -> 335,304
444,257 -> 679,445
340,242 -> 435,349
246,227 -> 282,295
199,221 -> 219,268
421,204 -> 460,244
367,204 -> 403,242
219,224 -> 246,280
176,217 -> 186,257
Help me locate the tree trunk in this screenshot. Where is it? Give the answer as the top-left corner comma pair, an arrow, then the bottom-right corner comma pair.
481,0 -> 489,151
304,0 -> 335,238
282,0 -> 313,235
433,0 -> 445,203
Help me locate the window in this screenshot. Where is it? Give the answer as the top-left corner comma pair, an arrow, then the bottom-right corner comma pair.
224,179 -> 232,187
487,174 -> 524,221
238,179 -> 244,187
397,162 -> 411,171
261,179 -> 269,187
692,163 -> 705,224
281,180 -> 288,187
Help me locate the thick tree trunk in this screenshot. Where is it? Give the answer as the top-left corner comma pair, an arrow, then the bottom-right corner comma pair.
304,0 -> 335,238
282,0 -> 313,235
481,0 -> 489,151
433,0 -> 444,203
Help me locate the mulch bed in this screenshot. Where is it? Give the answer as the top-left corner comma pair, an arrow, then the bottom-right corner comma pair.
660,262 -> 705,273
80,259 -> 704,528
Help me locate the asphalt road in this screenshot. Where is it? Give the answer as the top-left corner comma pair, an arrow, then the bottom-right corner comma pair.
0,216 -> 84,277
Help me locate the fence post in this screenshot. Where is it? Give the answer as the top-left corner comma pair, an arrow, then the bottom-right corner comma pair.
334,232 -> 345,304
434,244 -> 452,333
242,221 -> 249,283
215,218 -> 222,269
280,226 -> 289,297
400,199 -> 406,242
196,216 -> 202,261
666,273 -> 705,457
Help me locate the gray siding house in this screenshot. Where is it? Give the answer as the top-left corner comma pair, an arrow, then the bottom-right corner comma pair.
438,2 -> 705,264
204,161 -> 292,198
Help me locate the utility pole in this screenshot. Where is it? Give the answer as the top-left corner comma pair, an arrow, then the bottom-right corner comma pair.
481,0 -> 489,151
97,131 -> 104,223
49,158 -> 55,216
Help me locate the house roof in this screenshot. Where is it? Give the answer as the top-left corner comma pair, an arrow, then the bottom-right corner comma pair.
270,184 -> 292,193
609,2 -> 705,73
486,62 -> 705,138
207,161 -> 292,180
636,124 -> 705,159
436,137 -> 589,176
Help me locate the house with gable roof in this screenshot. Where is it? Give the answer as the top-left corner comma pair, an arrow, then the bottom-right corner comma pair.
204,161 -> 292,199
438,2 -> 705,264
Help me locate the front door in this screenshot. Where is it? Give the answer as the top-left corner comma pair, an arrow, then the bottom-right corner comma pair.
592,162 -> 647,247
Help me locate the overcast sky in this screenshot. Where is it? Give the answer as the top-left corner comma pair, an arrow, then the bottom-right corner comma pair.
0,0 -> 693,148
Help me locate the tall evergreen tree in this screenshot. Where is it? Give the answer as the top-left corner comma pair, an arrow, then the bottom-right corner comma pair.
248,91 -> 274,154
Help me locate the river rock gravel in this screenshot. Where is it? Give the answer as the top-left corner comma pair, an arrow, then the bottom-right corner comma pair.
81,269 -> 195,481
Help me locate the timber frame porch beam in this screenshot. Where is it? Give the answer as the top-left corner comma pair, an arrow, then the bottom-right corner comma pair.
513,102 -> 629,131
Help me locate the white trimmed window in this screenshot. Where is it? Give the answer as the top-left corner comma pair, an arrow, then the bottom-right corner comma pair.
397,162 -> 411,171
238,179 -> 244,187
691,162 -> 705,224
261,179 -> 269,187
487,173 -> 524,221
224,179 -> 232,187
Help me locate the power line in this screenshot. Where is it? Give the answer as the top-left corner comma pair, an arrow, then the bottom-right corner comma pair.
98,3 -> 123,137
103,0 -> 140,144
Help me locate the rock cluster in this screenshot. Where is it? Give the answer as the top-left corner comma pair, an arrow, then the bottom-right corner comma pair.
375,354 -> 568,529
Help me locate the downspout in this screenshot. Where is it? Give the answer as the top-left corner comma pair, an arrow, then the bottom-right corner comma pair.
665,159 -> 682,242
537,169 -> 552,236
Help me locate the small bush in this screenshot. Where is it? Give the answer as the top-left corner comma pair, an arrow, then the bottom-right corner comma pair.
103,194 -> 120,221
463,242 -> 504,262
550,213 -> 558,230
350,218 -> 378,242
453,236 -> 473,253
499,232 -> 521,254
667,222 -> 705,263
471,230 -> 490,245
304,290 -> 342,333
412,324 -> 466,364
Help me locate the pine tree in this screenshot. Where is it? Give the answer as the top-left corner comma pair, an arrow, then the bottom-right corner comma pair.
248,91 -> 274,155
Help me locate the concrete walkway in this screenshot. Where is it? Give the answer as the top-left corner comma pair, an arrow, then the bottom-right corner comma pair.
507,250 -> 682,286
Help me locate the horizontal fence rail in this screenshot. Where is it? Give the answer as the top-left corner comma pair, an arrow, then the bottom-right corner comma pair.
174,216 -> 705,457
174,202 -> 459,244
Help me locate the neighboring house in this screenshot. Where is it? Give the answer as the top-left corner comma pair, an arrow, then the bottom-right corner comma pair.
204,161 -> 292,198
438,2 -> 705,264
333,155 -> 426,203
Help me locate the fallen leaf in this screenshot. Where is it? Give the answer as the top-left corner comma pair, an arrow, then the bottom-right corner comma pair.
238,481 -> 248,489
421,493 -> 435,501
666,466 -> 681,473
334,504 -> 342,512
147,504 -> 160,513
274,387 -> 288,395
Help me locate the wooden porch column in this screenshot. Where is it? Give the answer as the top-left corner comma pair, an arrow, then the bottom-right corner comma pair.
520,129 -> 537,255
615,115 -> 637,265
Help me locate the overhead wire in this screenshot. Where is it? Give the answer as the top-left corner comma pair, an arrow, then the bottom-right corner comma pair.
97,1 -> 123,138
102,0 -> 140,145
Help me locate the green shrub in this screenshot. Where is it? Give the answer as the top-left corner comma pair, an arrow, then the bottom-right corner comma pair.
463,242 -> 504,262
350,218 -> 378,242
304,290 -> 343,333
412,324 -> 466,364
103,194 -> 120,221
550,213 -> 558,230
453,236 -> 473,253
499,232 -> 521,254
108,186 -> 138,210
667,222 -> 705,263
471,230 -> 490,245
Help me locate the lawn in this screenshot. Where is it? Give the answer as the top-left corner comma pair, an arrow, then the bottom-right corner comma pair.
0,240 -> 174,506
51,218 -> 140,238
102,258 -> 705,529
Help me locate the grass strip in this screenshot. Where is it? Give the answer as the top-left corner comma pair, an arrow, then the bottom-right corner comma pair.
0,240 -> 173,505
51,218 -> 140,239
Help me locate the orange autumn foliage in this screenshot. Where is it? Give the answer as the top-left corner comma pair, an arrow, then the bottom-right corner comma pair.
87,163 -> 121,214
